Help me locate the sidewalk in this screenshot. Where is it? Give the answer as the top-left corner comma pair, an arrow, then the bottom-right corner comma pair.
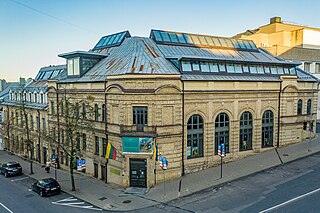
1,135 -> 320,211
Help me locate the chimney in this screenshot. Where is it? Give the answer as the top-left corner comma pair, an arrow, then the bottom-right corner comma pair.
270,17 -> 282,24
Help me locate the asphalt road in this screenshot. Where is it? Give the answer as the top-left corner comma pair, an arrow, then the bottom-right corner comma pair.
136,152 -> 320,213
0,173 -> 103,213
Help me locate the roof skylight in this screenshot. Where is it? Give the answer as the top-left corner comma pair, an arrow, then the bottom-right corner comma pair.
150,29 -> 258,51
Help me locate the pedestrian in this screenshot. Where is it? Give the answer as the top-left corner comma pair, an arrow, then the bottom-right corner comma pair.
45,161 -> 50,173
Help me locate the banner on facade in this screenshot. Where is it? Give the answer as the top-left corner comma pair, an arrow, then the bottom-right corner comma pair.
122,137 -> 153,154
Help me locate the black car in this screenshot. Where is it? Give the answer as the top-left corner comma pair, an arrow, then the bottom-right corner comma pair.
0,162 -> 22,177
32,178 -> 61,197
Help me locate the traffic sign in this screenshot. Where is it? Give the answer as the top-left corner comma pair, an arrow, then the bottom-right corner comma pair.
51,154 -> 56,162
163,157 -> 168,170
159,156 -> 163,169
221,143 -> 225,157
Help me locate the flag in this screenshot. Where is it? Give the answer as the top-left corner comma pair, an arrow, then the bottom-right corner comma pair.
153,145 -> 158,161
106,141 -> 116,160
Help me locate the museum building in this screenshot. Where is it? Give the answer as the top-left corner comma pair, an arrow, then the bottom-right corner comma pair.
44,29 -> 318,188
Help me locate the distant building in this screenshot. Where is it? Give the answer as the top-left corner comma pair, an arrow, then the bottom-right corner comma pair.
234,17 -> 320,119
1,65 -> 65,161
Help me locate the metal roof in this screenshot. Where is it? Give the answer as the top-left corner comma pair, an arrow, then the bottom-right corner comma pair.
157,45 -> 299,66
60,37 -> 180,83
296,68 -> 319,82
1,101 -> 47,110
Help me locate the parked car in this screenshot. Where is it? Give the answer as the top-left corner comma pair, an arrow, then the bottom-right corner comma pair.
32,178 -> 61,197
0,162 -> 22,177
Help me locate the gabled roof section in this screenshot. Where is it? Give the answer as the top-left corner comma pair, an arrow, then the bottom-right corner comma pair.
296,68 -> 319,82
92,31 -> 131,51
59,37 -> 180,83
35,65 -> 66,81
150,29 -> 258,51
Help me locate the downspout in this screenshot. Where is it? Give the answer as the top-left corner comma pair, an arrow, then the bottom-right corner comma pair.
56,83 -> 60,169
6,106 -> 10,151
37,109 -> 41,163
104,79 -> 108,184
181,63 -> 185,176
277,81 -> 282,148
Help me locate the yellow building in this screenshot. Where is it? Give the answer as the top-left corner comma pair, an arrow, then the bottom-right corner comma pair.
234,17 -> 320,119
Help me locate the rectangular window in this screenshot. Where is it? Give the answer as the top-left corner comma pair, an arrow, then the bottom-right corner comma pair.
200,62 -> 210,72
67,57 -> 80,76
30,115 -> 34,131
95,104 -> 99,121
218,63 -> 226,72
133,106 -> 148,125
249,65 -> 257,73
315,63 -> 320,73
277,66 -> 284,74
102,138 -> 107,157
102,104 -> 106,122
209,63 -> 219,72
264,66 -> 271,74
95,136 -> 99,155
304,62 -> 311,72
243,65 -> 249,73
41,94 -> 44,103
289,67 -> 296,75
181,61 -> 192,72
284,67 -> 290,74
257,65 -> 264,74
270,66 -> 278,74
226,64 -> 235,73
82,134 -> 87,151
94,163 -> 98,178
191,62 -> 200,71
51,101 -> 55,114
234,64 -> 243,73
42,118 -> 46,134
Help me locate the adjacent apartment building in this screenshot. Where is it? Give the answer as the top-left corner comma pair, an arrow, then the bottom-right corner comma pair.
234,17 -> 320,119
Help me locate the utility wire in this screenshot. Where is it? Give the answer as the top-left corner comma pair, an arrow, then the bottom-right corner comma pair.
8,0 -> 98,35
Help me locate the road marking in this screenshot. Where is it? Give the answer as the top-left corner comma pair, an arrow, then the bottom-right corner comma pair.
0,202 -> 14,213
11,177 -> 29,182
52,197 -> 102,211
259,187 -> 320,213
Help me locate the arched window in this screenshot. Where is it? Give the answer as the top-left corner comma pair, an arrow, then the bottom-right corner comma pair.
239,111 -> 253,151
94,104 -> 99,121
82,103 -> 87,119
187,114 -> 204,158
102,104 -> 106,121
215,113 -> 229,155
262,110 -> 274,148
307,99 -> 312,115
297,99 -> 302,115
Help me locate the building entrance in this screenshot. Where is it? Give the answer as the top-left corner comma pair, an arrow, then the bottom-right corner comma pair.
129,159 -> 147,188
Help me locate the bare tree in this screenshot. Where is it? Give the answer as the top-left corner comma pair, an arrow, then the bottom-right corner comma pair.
48,90 -> 95,191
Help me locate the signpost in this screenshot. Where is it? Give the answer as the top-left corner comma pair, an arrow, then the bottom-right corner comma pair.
77,159 -> 86,172
218,144 -> 225,179
159,156 -> 168,196
51,154 -> 57,180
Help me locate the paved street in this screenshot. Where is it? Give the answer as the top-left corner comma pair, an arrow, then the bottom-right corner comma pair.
1,135 -> 320,212
0,173 -> 103,213
137,153 -> 320,213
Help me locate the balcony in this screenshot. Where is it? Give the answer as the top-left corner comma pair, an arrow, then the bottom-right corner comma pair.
120,124 -> 156,137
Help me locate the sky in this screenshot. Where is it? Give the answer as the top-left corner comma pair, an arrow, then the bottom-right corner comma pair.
1,0 -> 320,81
